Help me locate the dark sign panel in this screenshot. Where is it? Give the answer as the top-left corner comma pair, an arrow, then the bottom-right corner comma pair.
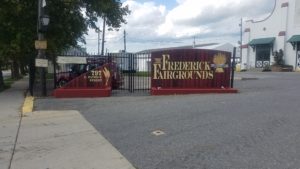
53,64 -> 111,98
63,64 -> 111,89
151,49 -> 236,95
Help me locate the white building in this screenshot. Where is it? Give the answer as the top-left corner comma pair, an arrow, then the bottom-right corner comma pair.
241,0 -> 300,70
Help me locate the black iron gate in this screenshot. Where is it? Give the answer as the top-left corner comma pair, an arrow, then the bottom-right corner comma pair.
54,52 -> 151,96
108,52 -> 151,95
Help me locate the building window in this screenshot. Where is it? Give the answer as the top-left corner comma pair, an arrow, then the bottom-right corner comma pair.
255,44 -> 271,68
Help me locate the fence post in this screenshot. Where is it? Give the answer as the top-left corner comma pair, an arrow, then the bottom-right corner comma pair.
53,56 -> 57,89
231,47 -> 236,88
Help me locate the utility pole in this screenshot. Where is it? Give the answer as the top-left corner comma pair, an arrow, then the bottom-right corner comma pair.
124,30 -> 126,53
97,29 -> 101,55
37,0 -> 46,96
240,18 -> 243,64
101,17 -> 106,55
193,36 -> 196,48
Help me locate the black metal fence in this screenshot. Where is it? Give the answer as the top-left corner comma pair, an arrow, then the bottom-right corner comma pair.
54,52 -> 151,96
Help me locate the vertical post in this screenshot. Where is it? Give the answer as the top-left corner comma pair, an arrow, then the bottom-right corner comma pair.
97,30 -> 100,55
231,47 -> 236,88
29,58 -> 35,96
53,56 -> 57,89
240,18 -> 243,64
193,36 -> 196,48
296,43 -> 299,70
37,0 -> 47,96
101,17 -> 106,55
128,54 -> 132,93
124,30 -> 126,53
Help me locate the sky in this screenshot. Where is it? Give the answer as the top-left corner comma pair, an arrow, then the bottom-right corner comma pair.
82,0 -> 275,53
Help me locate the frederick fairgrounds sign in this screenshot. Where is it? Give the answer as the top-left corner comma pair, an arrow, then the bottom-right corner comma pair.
53,49 -> 237,98
151,49 -> 237,95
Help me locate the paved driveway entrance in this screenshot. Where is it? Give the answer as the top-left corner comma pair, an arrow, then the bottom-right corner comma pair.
35,72 -> 300,169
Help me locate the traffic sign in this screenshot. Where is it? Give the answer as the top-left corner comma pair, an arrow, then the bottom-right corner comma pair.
35,40 -> 47,49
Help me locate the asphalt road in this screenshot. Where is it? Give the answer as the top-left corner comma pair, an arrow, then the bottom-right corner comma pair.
36,72 -> 300,169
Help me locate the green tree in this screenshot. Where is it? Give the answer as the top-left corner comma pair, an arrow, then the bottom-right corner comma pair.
0,0 -> 130,89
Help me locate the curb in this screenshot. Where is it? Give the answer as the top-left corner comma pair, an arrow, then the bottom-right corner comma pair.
234,77 -> 258,81
22,96 -> 34,115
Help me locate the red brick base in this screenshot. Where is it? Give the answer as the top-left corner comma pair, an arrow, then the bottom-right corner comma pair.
151,88 -> 238,96
53,87 -> 111,98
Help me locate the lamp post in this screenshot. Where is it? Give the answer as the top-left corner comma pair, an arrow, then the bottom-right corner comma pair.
37,0 -> 50,96
41,15 -> 50,27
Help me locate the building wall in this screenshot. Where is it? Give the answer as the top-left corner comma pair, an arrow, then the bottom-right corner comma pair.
242,0 -> 300,70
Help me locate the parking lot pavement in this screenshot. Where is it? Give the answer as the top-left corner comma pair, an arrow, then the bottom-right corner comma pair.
35,72 -> 300,169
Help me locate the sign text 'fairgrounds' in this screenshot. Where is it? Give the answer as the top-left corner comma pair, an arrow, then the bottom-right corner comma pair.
153,54 -> 214,80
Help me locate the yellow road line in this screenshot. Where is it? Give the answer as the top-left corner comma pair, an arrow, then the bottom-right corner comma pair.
22,96 -> 34,114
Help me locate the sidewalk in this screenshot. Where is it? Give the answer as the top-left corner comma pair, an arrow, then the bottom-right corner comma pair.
11,110 -> 135,169
0,78 -> 135,169
0,78 -> 27,169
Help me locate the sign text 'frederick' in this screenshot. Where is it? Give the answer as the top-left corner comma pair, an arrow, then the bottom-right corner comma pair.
151,49 -> 231,90
153,54 -> 214,80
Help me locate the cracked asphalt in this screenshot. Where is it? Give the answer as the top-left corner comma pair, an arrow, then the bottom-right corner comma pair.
35,72 -> 300,169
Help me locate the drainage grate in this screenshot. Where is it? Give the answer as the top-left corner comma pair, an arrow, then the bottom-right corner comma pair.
151,129 -> 165,136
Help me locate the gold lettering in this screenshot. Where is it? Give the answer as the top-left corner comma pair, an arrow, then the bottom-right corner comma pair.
169,62 -> 174,71
208,71 -> 214,79
166,71 -> 174,79
187,71 -> 193,79
189,62 -> 192,70
205,62 -> 211,70
174,71 -> 179,79
181,63 -> 184,70
174,62 -> 180,70
153,55 -> 216,80
153,64 -> 161,79
158,71 -> 164,79
192,62 -> 198,70
179,71 -> 185,79
162,54 -> 170,70
195,71 -> 202,79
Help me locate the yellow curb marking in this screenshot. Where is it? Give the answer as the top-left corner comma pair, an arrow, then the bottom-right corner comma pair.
22,96 -> 34,114
235,64 -> 241,72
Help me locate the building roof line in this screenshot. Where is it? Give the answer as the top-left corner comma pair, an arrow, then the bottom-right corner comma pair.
245,0 -> 277,24
136,43 -> 219,53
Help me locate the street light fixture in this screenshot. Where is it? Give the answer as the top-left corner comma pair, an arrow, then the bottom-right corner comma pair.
39,15 -> 50,33
41,15 -> 50,26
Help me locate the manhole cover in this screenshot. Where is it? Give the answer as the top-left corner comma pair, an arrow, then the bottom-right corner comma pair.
151,130 -> 165,136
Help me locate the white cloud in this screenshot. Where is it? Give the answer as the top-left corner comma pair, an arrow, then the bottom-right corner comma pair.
84,0 -> 275,53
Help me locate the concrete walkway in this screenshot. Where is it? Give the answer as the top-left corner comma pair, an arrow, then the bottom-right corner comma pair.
0,78 -> 135,169
11,110 -> 135,169
0,78 -> 27,169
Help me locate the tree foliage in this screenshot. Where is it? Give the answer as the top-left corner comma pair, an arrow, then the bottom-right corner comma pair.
0,0 -> 129,86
